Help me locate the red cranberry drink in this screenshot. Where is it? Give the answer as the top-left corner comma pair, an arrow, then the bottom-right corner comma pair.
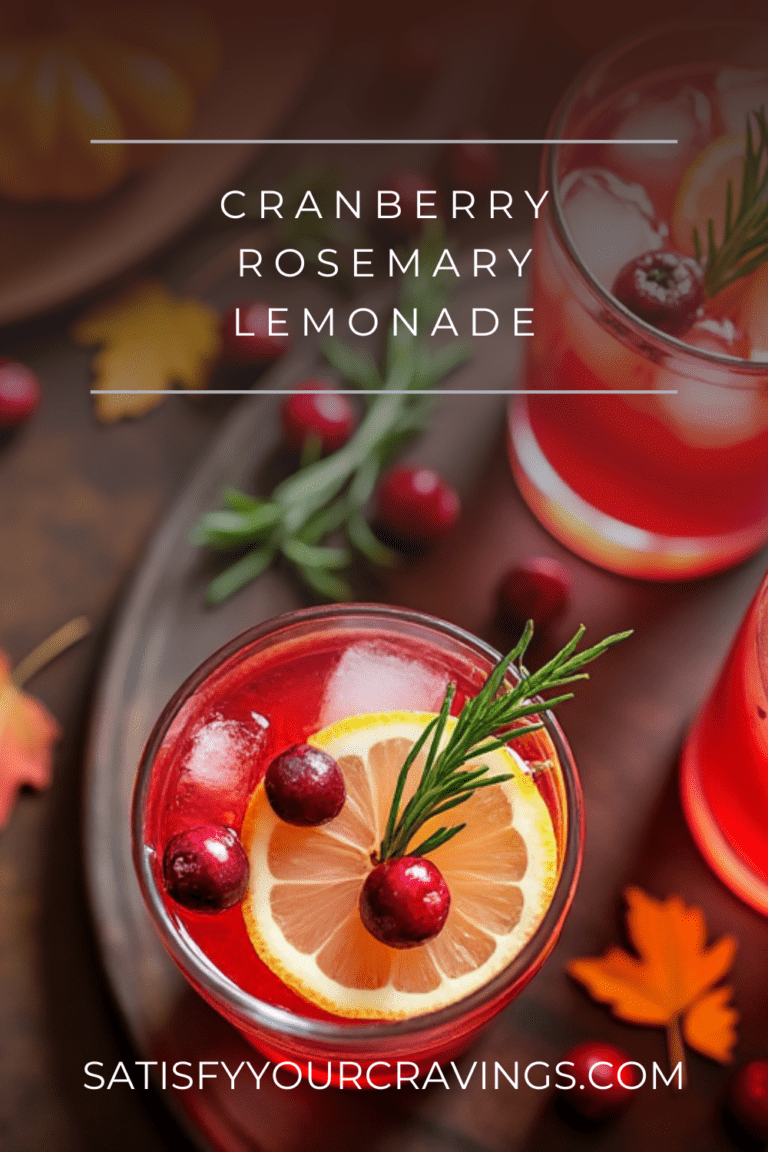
682,572 -> 768,914
134,606 -> 625,1084
509,22 -> 768,579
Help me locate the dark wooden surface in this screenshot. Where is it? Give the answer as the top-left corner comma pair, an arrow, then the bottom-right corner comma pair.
1,6 -> 767,1151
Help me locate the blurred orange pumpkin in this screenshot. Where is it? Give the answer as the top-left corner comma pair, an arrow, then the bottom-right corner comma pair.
0,2 -> 222,202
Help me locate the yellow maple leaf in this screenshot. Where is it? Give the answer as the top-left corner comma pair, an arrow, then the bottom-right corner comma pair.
567,887 -> 738,1076
72,279 -> 222,422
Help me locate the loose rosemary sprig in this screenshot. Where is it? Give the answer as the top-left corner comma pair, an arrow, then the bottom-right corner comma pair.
378,622 -> 631,862
192,224 -> 472,605
694,107 -> 768,298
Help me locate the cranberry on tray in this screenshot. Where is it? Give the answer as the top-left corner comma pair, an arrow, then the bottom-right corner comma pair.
0,360 -> 40,427
559,1040 -> 641,1119
162,824 -> 249,912
360,855 -> 450,948
612,250 -> 704,336
221,302 -> 290,364
265,744 -> 346,827
727,1059 -> 768,1141
281,382 -> 356,455
376,466 -> 460,545
498,558 -> 572,629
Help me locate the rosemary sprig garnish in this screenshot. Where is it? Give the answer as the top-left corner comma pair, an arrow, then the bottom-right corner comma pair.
192,224 -> 472,604
694,107 -> 768,298
378,622 -> 631,862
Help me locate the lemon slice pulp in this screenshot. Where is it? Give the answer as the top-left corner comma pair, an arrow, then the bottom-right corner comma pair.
241,711 -> 559,1020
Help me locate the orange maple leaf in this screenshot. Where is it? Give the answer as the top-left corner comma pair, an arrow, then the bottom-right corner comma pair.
0,651 -> 60,826
567,887 -> 738,1078
72,279 -> 222,422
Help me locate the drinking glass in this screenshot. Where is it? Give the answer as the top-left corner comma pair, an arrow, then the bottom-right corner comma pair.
508,22 -> 768,579
133,604 -> 583,1083
682,574 -> 768,914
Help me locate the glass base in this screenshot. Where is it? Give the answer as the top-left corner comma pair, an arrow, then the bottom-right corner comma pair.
508,403 -> 768,581
681,745 -> 768,916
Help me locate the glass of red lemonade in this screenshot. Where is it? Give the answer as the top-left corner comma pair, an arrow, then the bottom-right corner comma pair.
133,605 -> 582,1085
508,21 -> 768,580
682,573 -> 768,915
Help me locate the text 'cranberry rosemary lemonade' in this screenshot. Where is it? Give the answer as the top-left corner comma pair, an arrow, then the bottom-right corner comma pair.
509,22 -> 768,580
134,606 -> 627,1083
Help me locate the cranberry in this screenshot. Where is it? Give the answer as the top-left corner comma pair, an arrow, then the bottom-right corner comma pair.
162,824 -> 249,912
560,1041 -> 641,1119
442,136 -> 499,193
265,744 -> 345,826
281,381 -> 355,454
0,360 -> 40,426
612,250 -> 704,336
221,302 -> 290,364
376,173 -> 444,241
727,1059 -> 768,1141
498,558 -> 571,628
376,466 -> 460,543
360,856 -> 450,948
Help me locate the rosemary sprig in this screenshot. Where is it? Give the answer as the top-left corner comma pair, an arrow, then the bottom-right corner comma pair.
192,224 -> 472,604
378,622 -> 631,862
695,107 -> 768,298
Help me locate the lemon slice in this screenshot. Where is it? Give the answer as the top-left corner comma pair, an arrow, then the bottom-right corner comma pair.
672,133 -> 746,257
241,711 -> 559,1020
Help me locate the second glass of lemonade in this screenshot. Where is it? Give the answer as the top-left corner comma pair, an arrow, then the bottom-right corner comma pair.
509,21 -> 768,580
682,573 -> 768,915
133,605 -> 582,1085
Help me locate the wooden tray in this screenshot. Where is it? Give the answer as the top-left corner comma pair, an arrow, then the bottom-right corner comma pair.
83,263 -> 768,1152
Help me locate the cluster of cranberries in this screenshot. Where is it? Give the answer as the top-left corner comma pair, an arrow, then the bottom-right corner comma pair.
162,741 -> 450,948
612,249 -> 704,336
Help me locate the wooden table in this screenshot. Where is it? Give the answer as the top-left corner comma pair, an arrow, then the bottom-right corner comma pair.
1,7 -> 766,1150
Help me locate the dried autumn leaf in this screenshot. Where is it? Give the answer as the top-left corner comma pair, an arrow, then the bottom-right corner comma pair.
568,887 -> 738,1075
0,651 -> 60,826
72,279 -> 222,422
683,986 -> 739,1063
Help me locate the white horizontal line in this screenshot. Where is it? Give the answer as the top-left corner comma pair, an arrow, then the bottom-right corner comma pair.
89,389 -> 679,396
90,138 -> 679,146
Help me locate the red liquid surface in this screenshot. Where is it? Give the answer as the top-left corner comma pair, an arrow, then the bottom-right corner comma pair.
514,62 -> 768,569
685,584 -> 768,890
143,624 -> 564,1029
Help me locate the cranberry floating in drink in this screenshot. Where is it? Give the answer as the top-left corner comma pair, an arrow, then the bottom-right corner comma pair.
134,606 -> 626,1083
508,23 -> 768,579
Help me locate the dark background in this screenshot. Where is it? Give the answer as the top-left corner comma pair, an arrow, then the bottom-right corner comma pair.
1,2 -> 767,1149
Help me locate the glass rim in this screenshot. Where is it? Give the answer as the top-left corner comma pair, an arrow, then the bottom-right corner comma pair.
546,17 -> 768,379
132,602 -> 584,1046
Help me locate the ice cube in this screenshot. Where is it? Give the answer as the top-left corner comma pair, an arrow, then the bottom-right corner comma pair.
656,331 -> 764,448
606,88 -> 711,208
172,716 -> 269,828
716,68 -> 768,135
560,168 -> 666,290
319,644 -> 448,726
